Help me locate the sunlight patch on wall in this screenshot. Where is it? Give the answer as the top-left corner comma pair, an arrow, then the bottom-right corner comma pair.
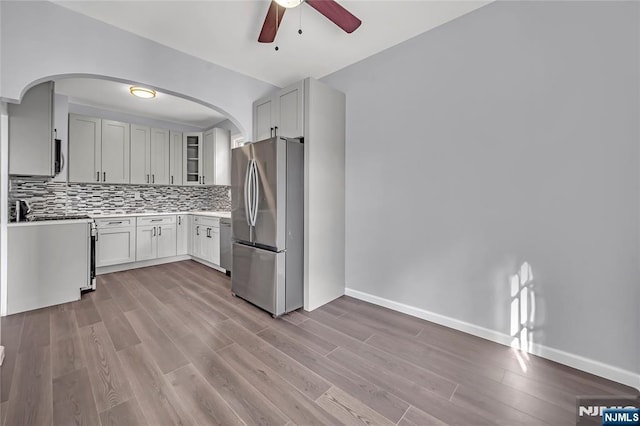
510,261 -> 535,372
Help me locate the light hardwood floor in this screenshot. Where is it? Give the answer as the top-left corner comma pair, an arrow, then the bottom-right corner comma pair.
1,260 -> 637,425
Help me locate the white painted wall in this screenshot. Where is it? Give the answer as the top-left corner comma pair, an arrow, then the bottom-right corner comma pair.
68,103 -> 204,134
323,0 -> 640,383
0,1 -> 278,139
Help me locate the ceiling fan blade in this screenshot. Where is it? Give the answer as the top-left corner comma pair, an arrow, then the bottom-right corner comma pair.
306,0 -> 361,34
258,1 -> 287,43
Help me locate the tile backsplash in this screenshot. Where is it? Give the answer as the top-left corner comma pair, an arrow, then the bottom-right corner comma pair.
9,179 -> 231,220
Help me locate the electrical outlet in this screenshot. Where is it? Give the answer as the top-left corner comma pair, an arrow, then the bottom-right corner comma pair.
133,191 -> 141,200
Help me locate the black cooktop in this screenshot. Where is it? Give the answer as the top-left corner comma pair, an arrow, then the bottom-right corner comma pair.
30,215 -> 92,222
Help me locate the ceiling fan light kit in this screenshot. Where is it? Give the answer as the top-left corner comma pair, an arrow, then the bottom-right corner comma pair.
274,0 -> 304,8
259,0 -> 361,44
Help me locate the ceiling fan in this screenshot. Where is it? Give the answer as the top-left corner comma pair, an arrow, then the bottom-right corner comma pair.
258,0 -> 362,43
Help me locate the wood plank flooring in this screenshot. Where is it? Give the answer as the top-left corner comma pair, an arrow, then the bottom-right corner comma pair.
1,260 -> 637,425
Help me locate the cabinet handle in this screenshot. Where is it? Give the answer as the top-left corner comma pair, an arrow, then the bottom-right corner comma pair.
202,176 -> 205,185
95,231 -> 99,242
274,126 -> 278,136
178,216 -> 181,225
196,225 -> 200,236
152,174 -> 155,184
207,227 -> 211,238
171,176 -> 174,185
103,172 -> 106,182
108,221 -> 123,225
96,171 -> 100,182
158,226 -> 162,236
152,226 -> 156,237
151,219 -> 162,222
270,127 -> 274,137
147,174 -> 149,183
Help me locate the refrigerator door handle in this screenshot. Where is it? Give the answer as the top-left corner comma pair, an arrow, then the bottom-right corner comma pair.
250,159 -> 259,227
244,159 -> 252,227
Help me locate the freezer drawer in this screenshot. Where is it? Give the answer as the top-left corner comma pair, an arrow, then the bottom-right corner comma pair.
231,242 -> 285,316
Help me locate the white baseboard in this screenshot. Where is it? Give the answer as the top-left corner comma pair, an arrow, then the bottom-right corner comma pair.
345,287 -> 640,391
97,255 -> 192,275
191,257 -> 227,274
97,255 -> 227,276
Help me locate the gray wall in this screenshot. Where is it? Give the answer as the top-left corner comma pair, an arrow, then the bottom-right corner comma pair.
323,1 -> 639,374
0,1 -> 278,139
212,119 -> 241,136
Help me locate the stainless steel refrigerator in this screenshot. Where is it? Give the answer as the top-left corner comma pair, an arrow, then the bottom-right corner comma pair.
231,136 -> 304,316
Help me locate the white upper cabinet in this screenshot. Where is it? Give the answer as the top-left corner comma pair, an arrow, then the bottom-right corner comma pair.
69,114 -> 228,187
183,132 -> 203,185
101,119 -> 130,184
150,128 -> 170,185
202,129 -> 215,186
70,114 -> 129,184
213,128 -> 231,186
130,126 -> 170,185
169,131 -> 183,186
186,128 -> 229,186
68,114 -> 101,183
9,81 -> 55,177
252,81 -> 304,141
130,124 -> 151,184
277,81 -> 304,138
253,97 -> 275,142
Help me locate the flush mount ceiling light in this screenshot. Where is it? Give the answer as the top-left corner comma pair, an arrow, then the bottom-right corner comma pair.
129,86 -> 156,99
274,0 -> 303,8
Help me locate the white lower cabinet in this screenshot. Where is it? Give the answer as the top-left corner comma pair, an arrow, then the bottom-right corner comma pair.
177,214 -> 189,256
95,214 -> 225,271
157,224 -> 177,258
135,225 -> 157,261
191,215 -> 220,265
136,216 -> 177,261
95,218 -> 136,267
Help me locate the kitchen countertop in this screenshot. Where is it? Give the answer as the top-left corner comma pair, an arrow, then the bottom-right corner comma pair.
91,211 -> 231,219
8,219 -> 94,227
8,211 -> 231,227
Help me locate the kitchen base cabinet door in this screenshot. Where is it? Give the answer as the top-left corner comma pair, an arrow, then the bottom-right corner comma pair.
136,225 -> 157,261
208,228 -> 220,265
157,224 -> 177,259
191,224 -> 202,258
96,227 -> 136,267
176,215 -> 189,256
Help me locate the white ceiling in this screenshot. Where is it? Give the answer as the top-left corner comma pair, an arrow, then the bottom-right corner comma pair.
55,77 -> 228,128
54,0 -> 490,87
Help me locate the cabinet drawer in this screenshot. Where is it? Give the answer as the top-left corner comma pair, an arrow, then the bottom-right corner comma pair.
137,215 -> 176,226
192,216 -> 220,227
95,217 -> 136,229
